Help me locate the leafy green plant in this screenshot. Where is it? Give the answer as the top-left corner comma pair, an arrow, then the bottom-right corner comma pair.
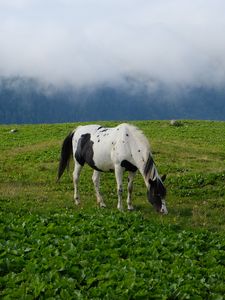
0,120 -> 225,298
1,211 -> 225,299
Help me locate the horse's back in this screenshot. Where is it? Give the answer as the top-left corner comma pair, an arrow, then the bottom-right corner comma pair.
71,123 -> 150,172
73,123 -> 130,139
73,124 -> 101,138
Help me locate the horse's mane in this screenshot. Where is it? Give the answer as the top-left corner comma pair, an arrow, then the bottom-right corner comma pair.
125,124 -> 151,151
122,124 -> 161,180
125,124 -> 158,180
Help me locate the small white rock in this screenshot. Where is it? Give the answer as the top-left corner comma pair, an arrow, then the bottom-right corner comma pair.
170,120 -> 182,127
10,129 -> 18,133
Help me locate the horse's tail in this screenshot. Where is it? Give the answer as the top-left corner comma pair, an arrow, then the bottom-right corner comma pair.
57,131 -> 74,181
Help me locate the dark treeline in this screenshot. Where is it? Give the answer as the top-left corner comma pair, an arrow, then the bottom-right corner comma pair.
0,77 -> 224,124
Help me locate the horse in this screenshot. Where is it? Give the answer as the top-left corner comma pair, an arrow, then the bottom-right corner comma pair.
57,123 -> 168,214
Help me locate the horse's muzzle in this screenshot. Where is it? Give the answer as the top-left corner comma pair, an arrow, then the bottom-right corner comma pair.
160,200 -> 168,215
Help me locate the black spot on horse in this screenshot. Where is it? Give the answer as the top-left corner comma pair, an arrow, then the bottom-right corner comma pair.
100,128 -> 108,133
97,126 -> 103,130
144,155 -> 154,176
75,134 -> 88,166
121,160 -> 137,172
126,133 -> 129,137
75,134 -> 102,171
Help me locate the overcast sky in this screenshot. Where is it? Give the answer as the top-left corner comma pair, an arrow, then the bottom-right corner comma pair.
1,0 -> 225,89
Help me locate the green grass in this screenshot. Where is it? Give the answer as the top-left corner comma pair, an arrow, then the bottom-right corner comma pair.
0,120 -> 225,299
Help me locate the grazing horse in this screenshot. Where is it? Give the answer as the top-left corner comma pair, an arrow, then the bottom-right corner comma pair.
58,123 -> 168,214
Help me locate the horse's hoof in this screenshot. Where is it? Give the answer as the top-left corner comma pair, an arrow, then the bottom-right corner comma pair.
128,206 -> 134,211
100,203 -> 107,208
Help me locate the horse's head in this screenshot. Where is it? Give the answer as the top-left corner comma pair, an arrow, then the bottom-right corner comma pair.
147,174 -> 168,214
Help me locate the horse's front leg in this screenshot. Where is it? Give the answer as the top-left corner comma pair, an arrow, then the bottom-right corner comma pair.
127,171 -> 136,210
92,170 -> 106,208
73,162 -> 83,205
115,165 -> 124,211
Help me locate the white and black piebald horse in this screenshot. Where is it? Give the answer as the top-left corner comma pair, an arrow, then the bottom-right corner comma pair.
58,123 -> 168,214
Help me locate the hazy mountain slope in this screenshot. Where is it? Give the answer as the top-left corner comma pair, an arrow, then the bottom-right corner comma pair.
0,77 -> 224,123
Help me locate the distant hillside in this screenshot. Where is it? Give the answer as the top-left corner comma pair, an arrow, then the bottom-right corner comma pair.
0,76 -> 224,123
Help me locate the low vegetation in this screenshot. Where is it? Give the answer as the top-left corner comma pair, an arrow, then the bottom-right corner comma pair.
0,120 -> 225,299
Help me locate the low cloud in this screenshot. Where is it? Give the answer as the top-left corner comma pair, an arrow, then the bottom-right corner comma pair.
0,0 -> 225,89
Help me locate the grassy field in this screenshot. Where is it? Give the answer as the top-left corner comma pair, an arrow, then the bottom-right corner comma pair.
0,120 -> 225,299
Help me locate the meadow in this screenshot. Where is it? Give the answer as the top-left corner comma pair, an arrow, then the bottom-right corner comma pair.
0,120 -> 225,299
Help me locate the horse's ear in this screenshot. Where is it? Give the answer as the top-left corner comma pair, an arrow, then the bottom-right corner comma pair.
161,174 -> 167,182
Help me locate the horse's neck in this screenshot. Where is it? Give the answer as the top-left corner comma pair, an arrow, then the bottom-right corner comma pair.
135,152 -> 159,187
118,124 -> 156,183
129,141 -> 151,176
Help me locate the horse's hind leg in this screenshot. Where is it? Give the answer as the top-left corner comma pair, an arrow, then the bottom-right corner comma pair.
73,161 -> 82,205
127,171 -> 136,211
92,170 -> 106,208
